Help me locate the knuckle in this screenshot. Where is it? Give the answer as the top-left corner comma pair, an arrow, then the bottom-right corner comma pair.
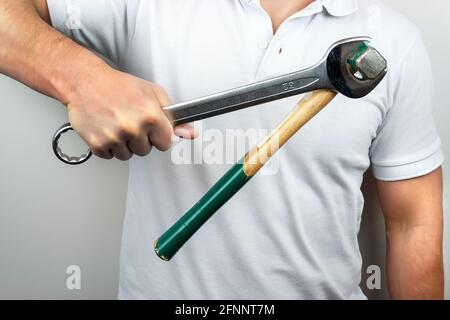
121,126 -> 140,140
87,138 -> 105,155
104,130 -> 123,147
142,112 -> 159,127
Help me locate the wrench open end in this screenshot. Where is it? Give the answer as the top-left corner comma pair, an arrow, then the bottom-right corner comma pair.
326,38 -> 387,98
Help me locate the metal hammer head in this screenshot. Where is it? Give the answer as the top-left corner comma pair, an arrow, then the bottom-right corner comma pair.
326,37 -> 387,98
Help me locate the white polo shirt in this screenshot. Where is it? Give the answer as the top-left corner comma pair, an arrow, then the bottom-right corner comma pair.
48,0 -> 443,299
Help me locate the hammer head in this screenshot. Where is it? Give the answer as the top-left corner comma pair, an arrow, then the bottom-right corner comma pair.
326,38 -> 387,98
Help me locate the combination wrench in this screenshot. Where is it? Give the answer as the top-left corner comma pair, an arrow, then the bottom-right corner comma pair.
52,36 -> 386,165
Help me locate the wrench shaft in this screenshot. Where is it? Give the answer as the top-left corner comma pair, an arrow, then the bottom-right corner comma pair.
165,65 -> 331,125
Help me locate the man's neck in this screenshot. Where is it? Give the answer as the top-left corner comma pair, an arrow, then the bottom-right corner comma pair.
261,0 -> 315,34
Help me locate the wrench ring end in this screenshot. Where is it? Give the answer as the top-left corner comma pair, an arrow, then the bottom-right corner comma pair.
52,123 -> 92,165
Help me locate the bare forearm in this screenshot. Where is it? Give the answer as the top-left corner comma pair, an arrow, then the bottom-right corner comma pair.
377,167 -> 444,299
0,1 -> 195,162
0,0 -> 108,103
386,223 -> 444,299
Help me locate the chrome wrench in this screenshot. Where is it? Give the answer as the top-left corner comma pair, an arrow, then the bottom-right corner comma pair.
52,36 -> 386,165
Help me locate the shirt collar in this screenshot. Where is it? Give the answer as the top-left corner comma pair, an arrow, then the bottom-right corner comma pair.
321,0 -> 358,17
240,0 -> 358,17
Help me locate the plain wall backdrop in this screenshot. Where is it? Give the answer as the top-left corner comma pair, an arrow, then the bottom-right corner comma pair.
0,0 -> 448,299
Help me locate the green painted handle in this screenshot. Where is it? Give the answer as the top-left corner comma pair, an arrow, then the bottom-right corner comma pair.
154,159 -> 251,261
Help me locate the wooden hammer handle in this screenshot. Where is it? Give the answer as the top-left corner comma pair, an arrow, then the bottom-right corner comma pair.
243,89 -> 337,176
154,89 -> 337,261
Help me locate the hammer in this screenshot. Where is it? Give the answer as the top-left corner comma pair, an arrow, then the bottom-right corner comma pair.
154,38 -> 388,261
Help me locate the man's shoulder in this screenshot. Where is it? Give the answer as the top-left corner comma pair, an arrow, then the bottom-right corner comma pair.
356,0 -> 421,42
347,0 -> 424,77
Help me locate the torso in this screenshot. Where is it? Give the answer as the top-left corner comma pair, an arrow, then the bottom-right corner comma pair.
117,0 -> 415,299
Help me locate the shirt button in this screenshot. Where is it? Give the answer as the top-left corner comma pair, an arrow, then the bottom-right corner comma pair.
257,41 -> 269,49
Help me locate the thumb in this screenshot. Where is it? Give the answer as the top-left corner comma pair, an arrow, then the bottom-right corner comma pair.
174,123 -> 199,139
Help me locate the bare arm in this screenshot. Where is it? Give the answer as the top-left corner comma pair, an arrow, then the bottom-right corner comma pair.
376,167 -> 444,299
0,0 -> 90,102
0,0 -> 195,160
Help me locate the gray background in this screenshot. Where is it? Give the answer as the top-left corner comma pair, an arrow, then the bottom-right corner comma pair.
0,0 -> 448,299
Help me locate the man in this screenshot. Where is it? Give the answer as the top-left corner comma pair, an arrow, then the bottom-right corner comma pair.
0,0 -> 444,299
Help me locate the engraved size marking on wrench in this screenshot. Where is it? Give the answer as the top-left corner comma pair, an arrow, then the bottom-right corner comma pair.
282,82 -> 296,91
280,78 -> 319,93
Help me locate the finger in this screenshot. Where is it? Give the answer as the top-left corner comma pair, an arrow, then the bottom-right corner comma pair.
151,86 -> 198,139
92,149 -> 114,160
174,123 -> 198,139
147,117 -> 173,151
111,144 -> 133,161
128,135 -> 153,156
85,134 -> 114,160
147,86 -> 175,151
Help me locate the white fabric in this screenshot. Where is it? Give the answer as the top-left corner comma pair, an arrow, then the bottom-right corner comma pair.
48,0 -> 443,299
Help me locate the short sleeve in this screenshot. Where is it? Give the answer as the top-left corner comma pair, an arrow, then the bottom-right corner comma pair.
47,0 -> 138,66
369,33 -> 444,181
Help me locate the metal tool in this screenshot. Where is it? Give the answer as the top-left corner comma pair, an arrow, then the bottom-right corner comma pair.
154,40 -> 388,261
52,36 -> 385,165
